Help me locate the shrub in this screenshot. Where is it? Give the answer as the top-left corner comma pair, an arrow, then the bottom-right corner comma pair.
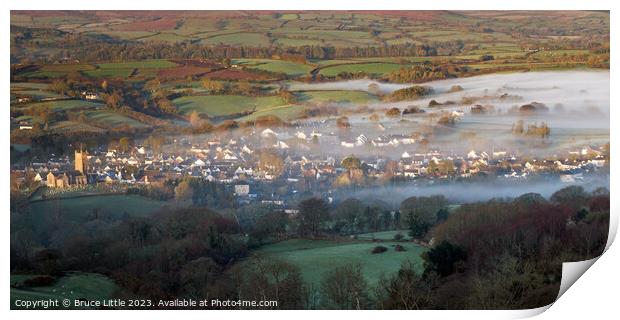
371,245 -> 388,254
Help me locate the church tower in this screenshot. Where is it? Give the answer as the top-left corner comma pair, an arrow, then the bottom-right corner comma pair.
75,148 -> 88,174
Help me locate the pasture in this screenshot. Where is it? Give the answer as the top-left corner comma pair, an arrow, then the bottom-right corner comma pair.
83,59 -> 177,78
356,230 -> 411,241
19,100 -> 104,112
233,58 -> 314,76
239,104 -> 302,122
84,110 -> 151,129
255,238 -> 426,287
318,62 -> 405,77
201,32 -> 271,47
11,272 -> 118,309
295,90 -> 379,105
173,95 -> 286,118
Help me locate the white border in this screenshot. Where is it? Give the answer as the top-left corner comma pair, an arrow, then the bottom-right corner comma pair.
2,1 -> 617,319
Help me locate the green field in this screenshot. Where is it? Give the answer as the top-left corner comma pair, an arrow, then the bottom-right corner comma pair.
295,90 -> 379,105
11,90 -> 64,100
239,104 -> 302,122
255,238 -> 426,287
11,272 -> 118,310
318,62 -> 405,77
173,95 -> 287,118
22,64 -> 96,79
233,58 -> 314,76
48,121 -> 107,133
84,110 -> 150,129
202,32 -> 271,46
356,230 -> 411,241
19,100 -> 104,112
83,68 -> 133,78
96,60 -> 177,70
11,82 -> 50,90
138,33 -> 192,43
82,59 -> 177,78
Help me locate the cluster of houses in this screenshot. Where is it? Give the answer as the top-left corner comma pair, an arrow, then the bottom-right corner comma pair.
11,125 -> 609,206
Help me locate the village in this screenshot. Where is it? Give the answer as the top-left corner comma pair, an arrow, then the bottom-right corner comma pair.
11,121 -> 609,210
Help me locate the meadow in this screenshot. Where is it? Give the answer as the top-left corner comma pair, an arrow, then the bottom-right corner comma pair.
233,58 -> 314,76
173,95 -> 287,118
318,62 -> 407,77
255,238 -> 426,287
84,110 -> 151,129
295,90 -> 379,105
20,100 -> 104,112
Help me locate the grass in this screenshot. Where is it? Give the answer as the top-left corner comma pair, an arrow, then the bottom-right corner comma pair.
84,110 -> 150,129
11,90 -> 64,100
239,104 -> 302,122
83,59 -> 177,78
11,82 -> 49,90
23,71 -> 70,79
11,272 -> 118,310
295,90 -> 379,105
22,64 -> 95,78
173,95 -> 286,118
137,33 -> 191,43
18,100 -> 104,112
318,62 -> 405,77
83,68 -> 133,78
233,58 -> 314,76
201,32 -> 271,46
356,230 -> 411,241
96,60 -> 177,69
255,238 -> 426,287
48,121 -> 107,133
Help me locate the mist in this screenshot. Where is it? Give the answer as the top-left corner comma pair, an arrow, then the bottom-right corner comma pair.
283,70 -> 611,158
345,174 -> 610,206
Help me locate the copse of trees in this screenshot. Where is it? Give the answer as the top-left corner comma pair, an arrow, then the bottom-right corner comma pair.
400,195 -> 449,239
320,263 -> 371,309
387,63 -> 468,83
234,258 -> 306,309
331,198 -> 394,235
297,198 -> 329,238
386,85 -> 434,102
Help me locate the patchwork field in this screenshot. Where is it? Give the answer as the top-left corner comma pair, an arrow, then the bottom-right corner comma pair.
255,238 -> 426,287
11,272 -> 118,309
